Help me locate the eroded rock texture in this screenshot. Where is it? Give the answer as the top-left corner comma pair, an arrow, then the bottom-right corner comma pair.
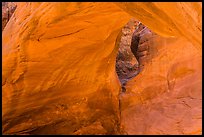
2,2 -> 17,31
120,36 -> 202,135
2,2 -> 131,135
2,2 -> 202,135
115,19 -> 140,86
131,23 -> 157,71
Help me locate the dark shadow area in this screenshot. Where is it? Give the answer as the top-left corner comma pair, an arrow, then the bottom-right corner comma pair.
115,19 -> 154,91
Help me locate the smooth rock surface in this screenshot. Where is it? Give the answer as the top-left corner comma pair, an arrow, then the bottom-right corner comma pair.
2,2 -> 202,135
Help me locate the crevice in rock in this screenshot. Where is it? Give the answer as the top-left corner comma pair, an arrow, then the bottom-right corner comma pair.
115,19 -> 156,134
116,18 -> 157,94
115,19 -> 151,91
115,19 -> 140,89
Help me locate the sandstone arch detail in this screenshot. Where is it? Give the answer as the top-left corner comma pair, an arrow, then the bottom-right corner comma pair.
2,2 -> 202,135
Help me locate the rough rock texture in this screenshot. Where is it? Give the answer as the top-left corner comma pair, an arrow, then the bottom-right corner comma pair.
115,19 -> 140,86
115,20 -> 156,89
2,2 -> 17,31
118,3 -> 202,134
2,2 -> 202,135
120,36 -> 202,135
131,23 -> 157,71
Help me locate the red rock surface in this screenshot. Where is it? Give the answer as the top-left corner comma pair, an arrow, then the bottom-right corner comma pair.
2,2 -> 202,135
131,23 -> 157,71
120,36 -> 202,135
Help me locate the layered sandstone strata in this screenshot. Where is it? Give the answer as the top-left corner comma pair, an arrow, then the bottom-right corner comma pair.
2,2 -> 202,135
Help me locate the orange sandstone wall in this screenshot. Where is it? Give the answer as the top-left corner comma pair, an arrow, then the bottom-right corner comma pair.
115,2 -> 202,50
115,3 -> 202,134
120,36 -> 202,135
2,2 -> 202,135
2,2 -> 131,134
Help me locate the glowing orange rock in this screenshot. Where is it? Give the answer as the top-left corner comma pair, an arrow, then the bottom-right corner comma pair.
2,2 -> 202,135
2,2 -> 131,135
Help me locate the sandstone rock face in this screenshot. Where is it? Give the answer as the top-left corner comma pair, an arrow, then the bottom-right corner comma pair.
2,2 -> 17,31
117,3 -> 202,134
131,23 -> 157,71
115,2 -> 202,50
2,2 -> 132,135
120,36 -> 202,135
2,2 -> 202,135
115,19 -> 140,86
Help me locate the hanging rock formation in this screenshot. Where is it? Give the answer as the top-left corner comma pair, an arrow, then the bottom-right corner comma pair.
2,2 -> 202,135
